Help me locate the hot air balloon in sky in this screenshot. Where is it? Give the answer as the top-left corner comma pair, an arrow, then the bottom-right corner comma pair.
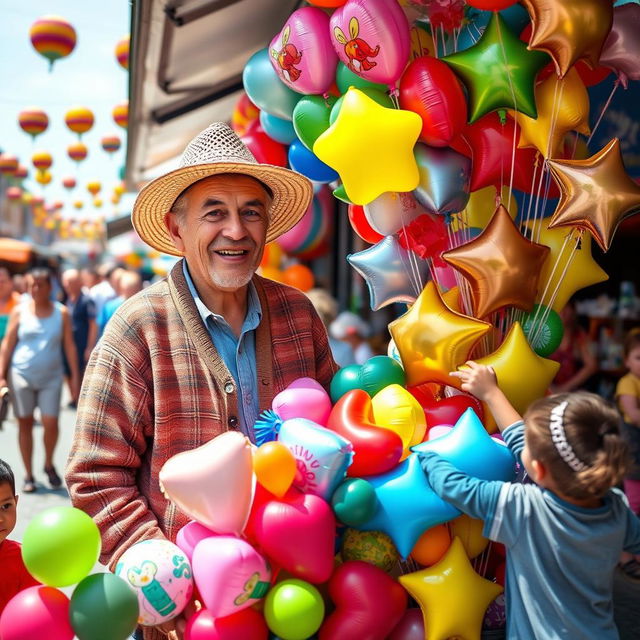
0,154 -> 19,176
65,107 -> 94,138
87,181 -> 101,197
62,176 -> 76,190
67,142 -> 88,164
101,135 -> 121,154
29,16 -> 76,71
31,151 -> 52,171
115,35 -> 130,70
18,108 -> 49,140
112,102 -> 128,129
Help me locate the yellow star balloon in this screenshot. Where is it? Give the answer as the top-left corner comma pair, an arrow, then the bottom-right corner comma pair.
525,222 -> 608,313
548,138 -> 640,251
520,0 -> 613,78
451,185 -> 516,233
469,322 -> 560,431
443,205 -> 550,319
399,536 -> 503,640
389,281 -> 490,388
313,87 -> 422,205
511,67 -> 590,159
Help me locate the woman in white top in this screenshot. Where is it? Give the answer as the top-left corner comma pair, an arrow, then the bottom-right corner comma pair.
0,268 -> 79,492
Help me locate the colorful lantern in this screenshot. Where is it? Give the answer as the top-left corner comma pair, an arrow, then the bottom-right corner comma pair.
31,151 -> 53,171
6,187 -> 22,201
65,107 -> 94,137
62,176 -> 76,190
0,154 -> 19,176
52,200 -> 64,210
35,170 -> 52,186
93,198 -> 103,208
14,165 -> 28,180
18,108 -> 49,139
29,16 -> 76,70
101,135 -> 121,154
113,182 -> 125,196
115,35 -> 130,70
87,181 -> 101,197
73,200 -> 84,210
112,102 -> 129,129
67,142 -> 88,163
110,193 -> 121,205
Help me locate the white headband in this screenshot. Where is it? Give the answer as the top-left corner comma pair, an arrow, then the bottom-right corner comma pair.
549,401 -> 589,472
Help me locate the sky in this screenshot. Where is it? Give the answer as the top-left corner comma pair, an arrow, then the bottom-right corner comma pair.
0,1 -> 134,221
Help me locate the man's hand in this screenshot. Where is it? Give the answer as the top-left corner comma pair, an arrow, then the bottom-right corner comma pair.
450,361 -> 498,401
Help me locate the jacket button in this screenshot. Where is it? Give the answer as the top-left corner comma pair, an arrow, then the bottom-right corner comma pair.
224,382 -> 235,394
228,415 -> 238,428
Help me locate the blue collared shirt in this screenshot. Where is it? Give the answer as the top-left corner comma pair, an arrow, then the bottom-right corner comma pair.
182,261 -> 261,440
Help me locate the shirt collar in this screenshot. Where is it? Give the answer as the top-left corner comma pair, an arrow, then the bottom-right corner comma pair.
182,259 -> 261,328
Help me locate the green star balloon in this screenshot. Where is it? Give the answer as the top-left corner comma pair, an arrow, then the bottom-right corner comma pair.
443,13 -> 549,123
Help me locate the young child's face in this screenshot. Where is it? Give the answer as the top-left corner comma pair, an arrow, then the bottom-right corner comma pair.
625,345 -> 640,379
0,482 -> 17,545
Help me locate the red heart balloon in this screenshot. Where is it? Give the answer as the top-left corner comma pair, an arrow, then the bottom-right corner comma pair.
319,561 -> 407,640
422,395 -> 484,433
252,488 -> 335,584
327,390 -> 403,477
185,606 -> 268,640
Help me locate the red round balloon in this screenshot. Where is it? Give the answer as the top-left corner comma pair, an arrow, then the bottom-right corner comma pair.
347,204 -> 384,244
185,607 -> 268,640
466,0 -> 517,9
399,56 -> 467,147
240,123 -> 287,167
422,394 -> 484,430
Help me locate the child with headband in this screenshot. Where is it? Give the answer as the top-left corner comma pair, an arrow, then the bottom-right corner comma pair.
419,361 -> 640,640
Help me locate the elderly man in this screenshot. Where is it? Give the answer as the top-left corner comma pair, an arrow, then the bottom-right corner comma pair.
66,123 -> 337,640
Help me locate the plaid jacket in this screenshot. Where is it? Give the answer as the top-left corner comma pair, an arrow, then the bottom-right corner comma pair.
66,261 -> 337,596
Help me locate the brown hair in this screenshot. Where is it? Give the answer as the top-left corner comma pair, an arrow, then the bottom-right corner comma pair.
524,392 -> 629,500
623,328 -> 640,358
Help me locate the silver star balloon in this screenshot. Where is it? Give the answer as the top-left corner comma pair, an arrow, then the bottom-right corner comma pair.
347,235 -> 431,310
363,191 -> 427,236
413,143 -> 471,215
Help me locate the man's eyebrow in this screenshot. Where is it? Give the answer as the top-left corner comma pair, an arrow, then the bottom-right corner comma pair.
200,198 -> 266,209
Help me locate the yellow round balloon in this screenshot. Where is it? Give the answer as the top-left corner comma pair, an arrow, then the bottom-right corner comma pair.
341,529 -> 399,573
371,384 -> 426,459
450,515 -> 489,559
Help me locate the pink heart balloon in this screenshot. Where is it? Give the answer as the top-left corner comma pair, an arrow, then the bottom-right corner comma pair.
272,377 -> 333,426
176,521 -> 217,562
252,489 -> 335,584
192,536 -> 271,619
159,432 -> 255,535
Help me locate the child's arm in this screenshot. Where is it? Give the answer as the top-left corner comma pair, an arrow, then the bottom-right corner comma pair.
450,361 -> 522,432
619,394 -> 640,427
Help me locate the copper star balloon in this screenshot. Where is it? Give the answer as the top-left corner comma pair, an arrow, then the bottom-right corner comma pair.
389,281 -> 490,387
442,13 -> 548,123
520,0 -> 613,78
399,537 -> 503,640
599,4 -> 640,89
443,205 -> 550,319
547,139 -> 640,252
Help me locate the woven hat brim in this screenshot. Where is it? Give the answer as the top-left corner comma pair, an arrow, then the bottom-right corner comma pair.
132,162 -> 314,256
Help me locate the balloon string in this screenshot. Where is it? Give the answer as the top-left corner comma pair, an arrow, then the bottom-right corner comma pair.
587,79 -> 620,146
522,154 -> 541,236
399,207 -> 425,297
439,24 -> 448,57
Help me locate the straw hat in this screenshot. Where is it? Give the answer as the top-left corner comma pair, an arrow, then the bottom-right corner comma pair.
132,122 -> 313,256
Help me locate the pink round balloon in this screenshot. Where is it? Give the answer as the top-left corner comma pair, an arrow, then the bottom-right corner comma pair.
0,586 -> 74,640
272,377 -> 333,426
277,198 -> 315,253
192,536 -> 271,619
388,608 -> 425,640
330,0 -> 410,88
176,521 -> 217,562
269,7 -> 338,95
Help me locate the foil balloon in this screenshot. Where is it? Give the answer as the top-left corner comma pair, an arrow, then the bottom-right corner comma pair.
348,235 -> 430,311
413,143 -> 470,215
112,102 -> 129,129
278,418 -> 354,500
399,55 -> 467,147
329,0 -> 410,88
64,107 -> 94,138
67,142 -> 88,163
520,0 -> 613,78
443,204 -> 550,318
442,13 -> 548,123
335,61 -> 388,94
269,7 -> 338,95
272,377 -> 333,426
115,34 -> 130,70
101,135 -> 121,154
18,108 -> 48,139
511,67 -> 590,159
29,15 -> 76,70
314,88 -> 421,205
452,185 -> 515,232
330,87 -> 395,125
399,537 -> 503,640
600,4 -> 640,88
548,139 -> 640,252
243,48 -> 299,121
363,191 -> 425,237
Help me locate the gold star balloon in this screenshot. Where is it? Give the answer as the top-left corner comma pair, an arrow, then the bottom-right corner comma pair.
389,281 -> 490,388
313,87 -> 422,205
548,138 -> 640,251
399,537 -> 503,640
443,205 -> 550,319
469,322 -> 560,431
520,0 -> 613,78
511,67 -> 590,159
525,222 -> 608,312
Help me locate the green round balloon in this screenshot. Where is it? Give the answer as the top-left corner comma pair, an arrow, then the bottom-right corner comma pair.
70,573 -> 139,640
336,62 -> 388,95
22,506 -> 101,587
331,478 -> 377,527
359,356 -> 406,397
264,579 -> 325,640
522,304 -> 564,357
330,364 -> 363,403
293,95 -> 338,151
341,529 -> 399,572
329,87 -> 395,126
332,183 -> 352,204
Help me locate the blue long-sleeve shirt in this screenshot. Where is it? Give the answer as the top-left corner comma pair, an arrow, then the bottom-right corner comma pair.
420,421 -> 640,640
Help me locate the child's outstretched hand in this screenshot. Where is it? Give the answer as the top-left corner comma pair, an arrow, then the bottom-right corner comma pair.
450,361 -> 498,401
